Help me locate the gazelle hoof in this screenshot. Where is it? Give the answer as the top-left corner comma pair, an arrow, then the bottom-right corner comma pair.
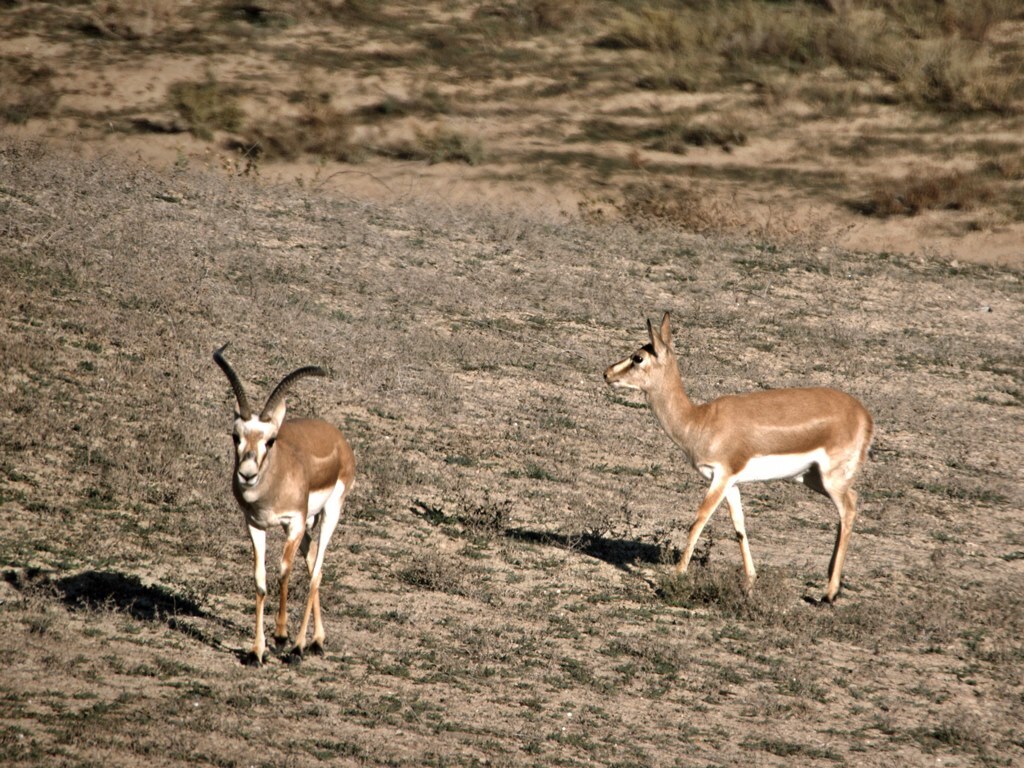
309,641 -> 325,656
244,650 -> 268,667
273,634 -> 290,649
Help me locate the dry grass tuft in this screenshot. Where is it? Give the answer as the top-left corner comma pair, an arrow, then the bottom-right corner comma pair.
617,179 -> 741,233
81,0 -> 179,39
656,563 -> 793,623
889,39 -> 1020,113
475,0 -> 583,35
242,96 -> 359,162
856,168 -> 996,217
596,7 -> 693,54
167,77 -> 244,140
380,125 -> 485,165
0,58 -> 59,125
597,0 -> 1021,112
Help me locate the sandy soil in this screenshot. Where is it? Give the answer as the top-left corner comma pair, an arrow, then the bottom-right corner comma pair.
1,135 -> 1022,767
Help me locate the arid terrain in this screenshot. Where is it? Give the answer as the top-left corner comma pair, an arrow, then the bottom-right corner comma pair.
2,2 -> 1023,767
2,0 -> 1024,266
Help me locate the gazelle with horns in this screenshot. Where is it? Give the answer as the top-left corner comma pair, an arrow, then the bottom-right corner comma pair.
214,345 -> 355,664
604,313 -> 873,603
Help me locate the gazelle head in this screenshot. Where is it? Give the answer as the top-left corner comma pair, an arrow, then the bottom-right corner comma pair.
604,312 -> 676,393
213,345 -> 327,490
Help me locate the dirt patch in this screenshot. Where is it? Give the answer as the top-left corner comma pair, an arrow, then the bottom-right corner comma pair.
1,136 -> 1022,766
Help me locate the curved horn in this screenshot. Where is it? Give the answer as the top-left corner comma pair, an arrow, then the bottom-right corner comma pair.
260,365 -> 328,420
213,344 -> 253,420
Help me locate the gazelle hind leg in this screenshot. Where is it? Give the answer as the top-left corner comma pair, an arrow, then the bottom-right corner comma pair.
823,475 -> 858,603
295,487 -> 345,655
300,532 -> 324,653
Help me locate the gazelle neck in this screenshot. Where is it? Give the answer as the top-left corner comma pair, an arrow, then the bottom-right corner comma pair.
646,362 -> 697,450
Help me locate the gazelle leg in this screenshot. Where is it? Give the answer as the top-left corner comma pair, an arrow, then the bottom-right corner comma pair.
724,485 -> 756,590
248,525 -> 268,665
297,528 -> 321,651
296,492 -> 344,655
824,483 -> 858,603
274,520 -> 304,648
676,476 -> 731,576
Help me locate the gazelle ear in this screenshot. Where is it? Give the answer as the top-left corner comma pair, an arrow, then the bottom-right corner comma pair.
659,312 -> 673,350
267,398 -> 286,431
647,316 -> 668,358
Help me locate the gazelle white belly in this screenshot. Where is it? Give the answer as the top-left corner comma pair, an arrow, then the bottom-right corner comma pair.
737,448 -> 823,483
307,479 -> 346,523
730,448 -> 829,484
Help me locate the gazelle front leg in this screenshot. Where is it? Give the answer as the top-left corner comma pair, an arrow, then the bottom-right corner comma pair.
675,474 -> 731,576
724,485 -> 757,591
274,519 -> 305,649
248,525 -> 269,665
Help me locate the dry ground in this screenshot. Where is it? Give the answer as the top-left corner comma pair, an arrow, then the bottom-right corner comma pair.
1,136 -> 1022,766
2,0 -> 1024,266
2,1 -> 1024,766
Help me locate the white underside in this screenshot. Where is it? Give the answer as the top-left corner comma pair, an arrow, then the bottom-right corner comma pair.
244,479 -> 346,532
700,448 -> 829,484
307,480 -> 346,527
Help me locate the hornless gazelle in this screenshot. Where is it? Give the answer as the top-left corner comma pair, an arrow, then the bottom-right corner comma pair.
214,345 -> 355,664
604,313 -> 873,603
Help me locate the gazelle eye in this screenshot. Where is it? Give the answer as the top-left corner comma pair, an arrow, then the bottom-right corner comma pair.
632,354 -> 644,365
266,437 -> 276,450
232,434 -> 241,446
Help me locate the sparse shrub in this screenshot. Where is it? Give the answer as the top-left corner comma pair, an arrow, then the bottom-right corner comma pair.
983,153 -> 1024,180
359,88 -> 450,120
856,169 -> 995,217
719,2 -> 825,71
227,0 -> 383,26
655,563 -> 791,624
382,126 -> 484,165
0,58 -> 59,124
581,116 -> 745,154
937,0 -> 1018,42
599,1 -> 1020,113
618,179 -> 739,233
822,8 -> 897,73
634,55 -> 698,92
475,0 -> 583,34
456,491 -> 512,540
596,7 -> 692,53
396,552 -> 470,596
168,77 -> 244,140
243,96 -> 359,162
353,438 -> 419,519
649,119 -> 747,154
892,39 -> 1018,113
912,710 -> 990,757
81,0 -> 178,39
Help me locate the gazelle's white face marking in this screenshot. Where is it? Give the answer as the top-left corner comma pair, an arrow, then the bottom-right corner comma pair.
604,345 -> 656,391
233,415 -> 279,489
